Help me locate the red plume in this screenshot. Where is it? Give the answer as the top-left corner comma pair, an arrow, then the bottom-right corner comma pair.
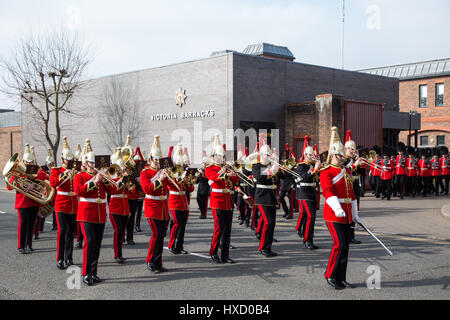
300,136 -> 311,162
244,147 -> 249,157
223,144 -> 226,152
345,130 -> 352,143
134,147 -> 144,161
285,143 -> 290,151
167,145 -> 174,157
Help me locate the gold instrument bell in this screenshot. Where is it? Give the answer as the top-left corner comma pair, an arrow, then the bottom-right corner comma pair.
3,153 -> 55,204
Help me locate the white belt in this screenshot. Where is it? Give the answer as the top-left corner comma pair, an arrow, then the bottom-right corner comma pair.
111,194 -> 127,199
211,188 -> 230,193
298,182 -> 316,187
57,191 -> 75,196
169,191 -> 186,196
145,195 -> 167,200
256,184 -> 276,190
407,167 -> 415,170
420,168 -> 428,170
80,197 -> 106,204
338,198 -> 351,204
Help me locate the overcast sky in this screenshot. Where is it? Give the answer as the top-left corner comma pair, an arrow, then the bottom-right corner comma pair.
1,0 -> 449,110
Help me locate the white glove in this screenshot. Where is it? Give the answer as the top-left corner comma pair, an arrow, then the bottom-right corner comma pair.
352,199 -> 361,223
326,196 -> 346,218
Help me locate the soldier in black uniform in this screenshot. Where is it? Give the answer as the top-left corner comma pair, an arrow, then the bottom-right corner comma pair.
292,141 -> 321,249
279,166 -> 295,219
252,134 -> 285,257
196,169 -> 210,219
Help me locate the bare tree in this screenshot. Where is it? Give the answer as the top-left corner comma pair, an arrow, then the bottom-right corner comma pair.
97,74 -> 146,153
0,27 -> 92,164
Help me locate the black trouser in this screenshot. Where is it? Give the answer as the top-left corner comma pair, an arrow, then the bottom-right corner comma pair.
360,172 -> 366,194
76,222 -> 84,243
146,218 -> 169,268
295,200 -> 307,234
209,209 -> 233,259
251,205 -> 260,230
433,176 -> 441,195
237,195 -> 252,224
56,212 -> 76,262
79,222 -> 105,276
406,176 -> 417,196
374,176 -> 381,197
135,200 -> 143,228
419,176 -> 432,195
168,210 -> 189,251
17,207 -> 38,250
440,175 -> 449,194
394,174 -> 406,197
380,179 -> 392,199
279,189 -> 294,218
299,200 -> 316,244
110,214 -> 128,259
34,216 -> 44,237
197,194 -> 208,218
127,199 -> 138,241
325,222 -> 351,282
257,205 -> 276,252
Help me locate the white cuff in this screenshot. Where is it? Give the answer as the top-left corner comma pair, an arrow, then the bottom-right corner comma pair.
326,196 -> 346,217
351,199 -> 360,223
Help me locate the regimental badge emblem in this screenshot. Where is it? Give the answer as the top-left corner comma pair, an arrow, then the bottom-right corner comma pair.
175,88 -> 187,107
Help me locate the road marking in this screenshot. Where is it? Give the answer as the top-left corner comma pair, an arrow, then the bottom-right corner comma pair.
163,246 -> 210,259
0,210 -> 6,214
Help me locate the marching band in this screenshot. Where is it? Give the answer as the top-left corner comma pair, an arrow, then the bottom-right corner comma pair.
3,127 -> 449,289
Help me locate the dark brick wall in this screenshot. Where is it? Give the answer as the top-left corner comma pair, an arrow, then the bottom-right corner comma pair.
0,126 -> 22,170
232,53 -> 399,149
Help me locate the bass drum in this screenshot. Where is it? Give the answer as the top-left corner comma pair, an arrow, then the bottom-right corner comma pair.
38,201 -> 55,218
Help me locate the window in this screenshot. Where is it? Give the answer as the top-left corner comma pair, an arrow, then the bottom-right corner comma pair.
419,85 -> 427,107
435,83 -> 444,106
437,135 -> 445,146
420,135 -> 428,146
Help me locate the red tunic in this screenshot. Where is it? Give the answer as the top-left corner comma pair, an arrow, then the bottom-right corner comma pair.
395,155 -> 406,175
49,166 -> 78,214
406,158 -> 417,177
430,158 -> 440,177
440,157 -> 450,175
370,156 -> 382,177
73,171 -> 107,223
107,177 -> 129,215
8,169 -> 48,209
204,164 -> 239,211
140,166 -> 169,220
418,159 -> 430,177
127,183 -> 140,200
380,159 -> 393,180
320,164 -> 355,224
167,177 -> 195,211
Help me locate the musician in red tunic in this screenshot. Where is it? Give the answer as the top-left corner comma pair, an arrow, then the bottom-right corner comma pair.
439,147 -> 449,195
167,144 -> 195,254
320,127 -> 360,290
140,135 -> 170,273
49,137 -> 78,269
7,144 -> 48,254
73,139 -> 108,286
205,134 -> 239,263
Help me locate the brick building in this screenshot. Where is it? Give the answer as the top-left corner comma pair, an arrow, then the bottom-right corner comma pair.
22,43 -> 404,164
359,58 -> 450,150
0,110 -> 22,171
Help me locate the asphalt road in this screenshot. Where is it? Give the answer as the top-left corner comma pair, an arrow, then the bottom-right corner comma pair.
0,190 -> 449,300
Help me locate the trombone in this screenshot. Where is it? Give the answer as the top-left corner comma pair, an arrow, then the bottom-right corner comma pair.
268,155 -> 303,180
349,149 -> 386,172
92,164 -> 122,188
224,160 -> 256,188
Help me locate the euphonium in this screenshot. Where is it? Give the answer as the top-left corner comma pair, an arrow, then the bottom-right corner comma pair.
3,153 -> 55,205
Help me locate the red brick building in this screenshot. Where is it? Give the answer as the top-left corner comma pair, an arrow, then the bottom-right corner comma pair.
359,58 -> 450,150
0,110 -> 22,171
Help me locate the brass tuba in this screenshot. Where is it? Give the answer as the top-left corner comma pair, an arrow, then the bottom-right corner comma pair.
3,153 -> 55,205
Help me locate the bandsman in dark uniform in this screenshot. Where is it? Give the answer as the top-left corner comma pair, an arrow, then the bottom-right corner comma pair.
293,136 -> 321,249
196,150 -> 210,219
279,144 -> 295,220
252,133 -> 285,257
343,131 -> 362,244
